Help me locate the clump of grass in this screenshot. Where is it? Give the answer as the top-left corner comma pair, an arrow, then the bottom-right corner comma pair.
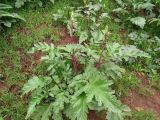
130,110 -> 156,120
113,71 -> 140,97
0,91 -> 26,120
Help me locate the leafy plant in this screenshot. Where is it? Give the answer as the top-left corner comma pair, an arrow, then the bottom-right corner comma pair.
112,0 -> 160,29
15,0 -> 55,8
0,117 -> 3,120
23,1 -> 150,120
127,110 -> 156,120
130,17 -> 146,29
112,0 -> 160,87
149,16 -> 160,26
0,91 -> 26,120
0,3 -> 25,28
53,2 -> 110,43
128,32 -> 160,72
23,37 -> 150,120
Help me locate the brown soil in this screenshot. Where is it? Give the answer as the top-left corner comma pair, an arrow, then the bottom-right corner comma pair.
3,57 -> 13,69
57,27 -> 79,45
33,51 -> 43,65
121,88 -> 160,119
121,72 -> 160,120
35,23 -> 48,31
16,48 -> 32,74
6,34 -> 13,45
9,84 -> 20,94
16,27 -> 32,36
33,37 -> 53,65
0,81 -> 7,90
43,37 -> 53,45
4,116 -> 12,120
20,53 -> 33,74
88,111 -> 104,120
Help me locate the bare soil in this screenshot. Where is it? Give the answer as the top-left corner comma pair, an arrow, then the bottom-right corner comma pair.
121,87 -> 160,119
0,81 -> 6,90
57,27 -> 79,45
88,111 -> 104,120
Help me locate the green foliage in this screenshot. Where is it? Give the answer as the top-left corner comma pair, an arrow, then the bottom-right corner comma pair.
130,17 -> 146,29
127,110 -> 156,120
0,6 -> 63,119
112,0 -> 160,29
128,32 -> 160,72
22,76 -> 52,95
53,2 -> 110,43
15,0 -> 30,8
0,117 -> 3,120
15,0 -> 55,8
106,42 -> 150,62
23,37 -> 149,120
112,0 -> 160,85
0,0 -> 156,120
22,1 -> 152,119
0,3 -> 25,28
0,91 -> 26,120
113,72 -> 140,97
150,16 -> 160,26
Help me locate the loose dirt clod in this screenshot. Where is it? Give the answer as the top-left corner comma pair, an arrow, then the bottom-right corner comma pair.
9,84 -> 20,94
0,81 -> 7,90
20,54 -> 33,74
6,34 -> 13,45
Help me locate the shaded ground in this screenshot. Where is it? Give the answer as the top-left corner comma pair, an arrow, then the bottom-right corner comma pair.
121,72 -> 160,120
88,111 -> 104,120
57,27 -> 79,45
121,87 -> 160,119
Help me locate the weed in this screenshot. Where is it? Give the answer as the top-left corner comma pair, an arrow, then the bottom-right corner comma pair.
126,110 -> 157,120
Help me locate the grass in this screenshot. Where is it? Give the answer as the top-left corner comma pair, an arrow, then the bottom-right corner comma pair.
0,4 -> 60,119
113,71 -> 140,97
0,91 -> 26,120
129,110 -> 157,120
0,1 -> 79,119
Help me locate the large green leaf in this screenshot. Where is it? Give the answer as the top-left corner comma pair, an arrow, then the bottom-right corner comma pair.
26,95 -> 43,119
32,104 -> 62,120
70,94 -> 88,120
22,76 -> 51,94
15,0 -> 30,8
85,80 -> 113,106
41,104 -> 53,120
107,105 -> 131,120
0,3 -> 12,9
102,62 -> 125,79
130,17 -> 146,29
133,2 -> 155,10
65,94 -> 88,120
0,10 -> 25,21
106,42 -> 150,62
0,117 -> 3,120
